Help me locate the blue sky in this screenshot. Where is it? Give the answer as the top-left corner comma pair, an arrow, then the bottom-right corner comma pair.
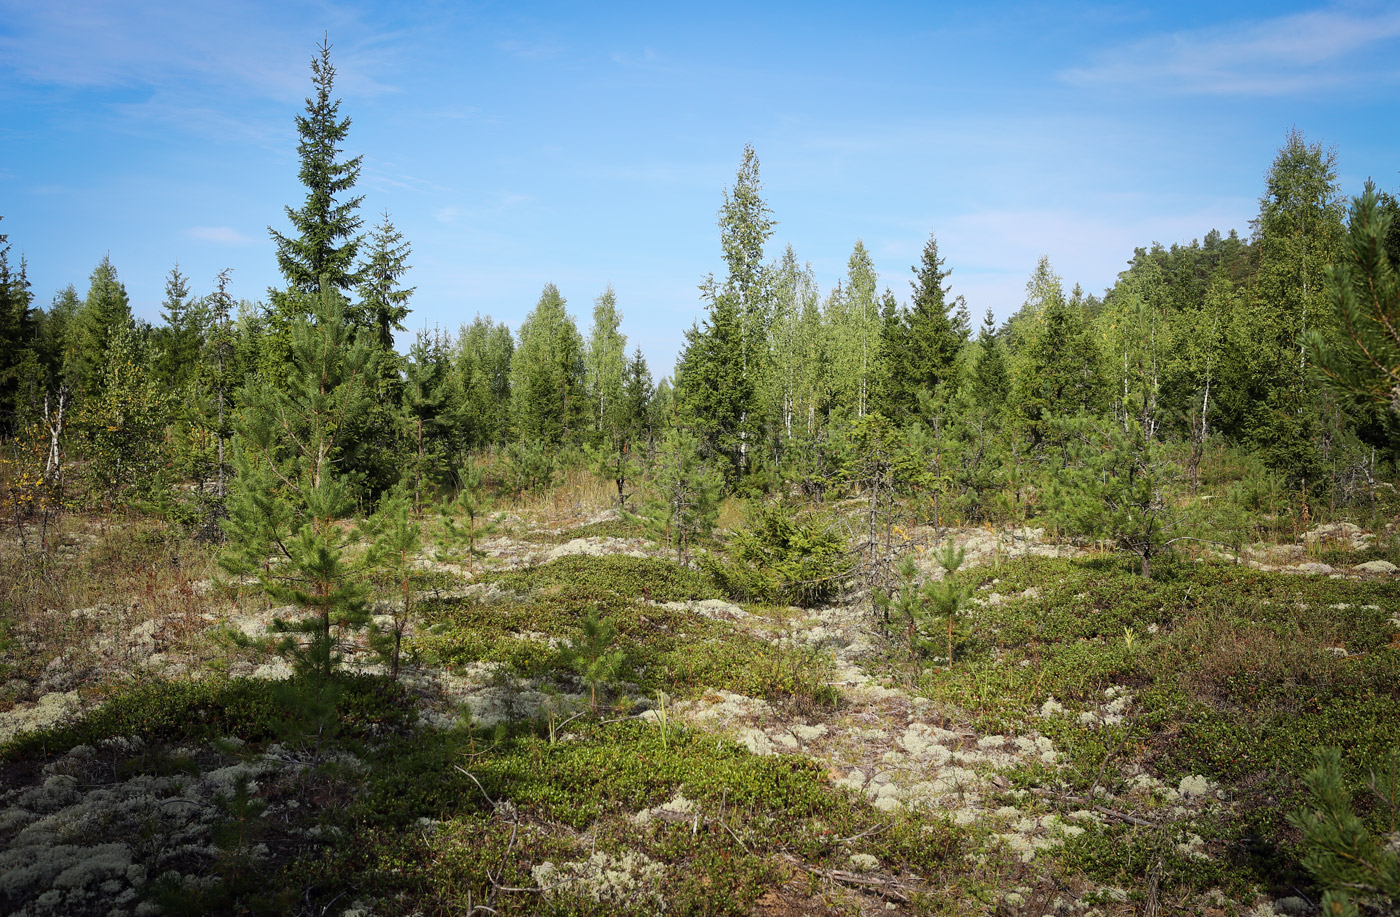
3,1 -> 1399,375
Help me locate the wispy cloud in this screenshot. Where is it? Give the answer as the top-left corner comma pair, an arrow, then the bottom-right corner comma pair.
497,39 -> 562,61
1062,6 -> 1400,95
610,47 -> 668,70
188,226 -> 256,245
0,0 -> 403,100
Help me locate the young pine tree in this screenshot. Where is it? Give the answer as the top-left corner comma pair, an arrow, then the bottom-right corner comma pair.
640,426 -> 723,565
221,291 -> 376,680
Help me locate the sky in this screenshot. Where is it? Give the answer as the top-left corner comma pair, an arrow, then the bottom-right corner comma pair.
3,0 -> 1399,376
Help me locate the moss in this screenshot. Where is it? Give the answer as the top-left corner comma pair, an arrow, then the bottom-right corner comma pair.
485,555 -> 723,604
2,674 -> 417,760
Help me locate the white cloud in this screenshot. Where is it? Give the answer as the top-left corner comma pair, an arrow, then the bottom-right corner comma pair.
1062,6 -> 1400,95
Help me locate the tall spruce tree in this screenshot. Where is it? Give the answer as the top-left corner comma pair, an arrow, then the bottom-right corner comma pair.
509,285 -> 586,446
879,233 -> 963,422
675,297 -> 752,481
69,255 -> 133,406
971,309 -> 1008,417
269,38 -> 363,305
156,263 -> 205,391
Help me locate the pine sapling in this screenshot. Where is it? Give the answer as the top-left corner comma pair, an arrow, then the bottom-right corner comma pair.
364,487 -> 423,680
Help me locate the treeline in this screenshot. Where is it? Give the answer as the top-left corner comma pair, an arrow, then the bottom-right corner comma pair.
2,41 -> 1399,548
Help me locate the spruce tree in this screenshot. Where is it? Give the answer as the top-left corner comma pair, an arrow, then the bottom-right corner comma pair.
675,298 -> 752,481
641,426 -> 723,564
509,285 -> 586,446
156,263 -> 204,390
269,38 -> 364,301
898,233 -> 963,415
356,210 -> 414,350
0,220 -> 36,434
971,309 -> 1008,416
69,255 -> 132,405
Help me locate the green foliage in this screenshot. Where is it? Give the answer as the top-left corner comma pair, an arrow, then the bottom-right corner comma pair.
1008,257 -> 1106,450
562,609 -> 625,706
1307,182 -> 1400,417
638,426 -> 723,564
364,487 -> 426,679
674,295 -> 754,481
436,463 -> 500,571
76,323 -> 169,513
221,291 -> 377,680
1290,747 -> 1400,916
877,232 -> 965,423
500,438 -> 556,496
710,500 -> 852,607
1,674 -> 416,760
509,284 -> 586,446
268,38 -> 363,300
875,541 -> 971,665
1051,413 -> 1183,578
355,210 -> 414,349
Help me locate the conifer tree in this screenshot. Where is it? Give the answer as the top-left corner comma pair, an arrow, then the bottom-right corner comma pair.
882,233 -> 963,422
675,297 -> 752,481
156,263 -> 205,390
641,426 -> 724,564
0,220 -> 36,434
509,284 -> 586,446
1306,182 -> 1400,417
402,329 -> 454,508
69,255 -> 132,404
364,487 -> 424,680
269,38 -> 364,301
221,291 -> 376,680
356,210 -> 414,355
1008,257 -> 1105,450
971,309 -> 1008,416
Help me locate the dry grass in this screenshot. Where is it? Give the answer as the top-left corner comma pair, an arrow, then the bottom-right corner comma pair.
1172,613 -> 1344,715
0,511 -> 226,705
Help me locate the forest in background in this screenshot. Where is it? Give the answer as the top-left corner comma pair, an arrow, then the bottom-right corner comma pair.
1,40 -> 1399,565
2,39 -> 1400,917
